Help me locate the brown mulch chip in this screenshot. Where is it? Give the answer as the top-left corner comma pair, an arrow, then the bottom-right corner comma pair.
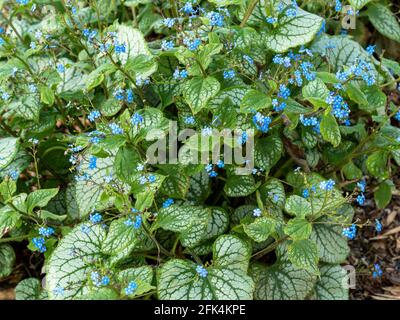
349,184 -> 400,300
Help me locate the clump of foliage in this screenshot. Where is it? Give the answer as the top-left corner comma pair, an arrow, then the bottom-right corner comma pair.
0,0 -> 400,300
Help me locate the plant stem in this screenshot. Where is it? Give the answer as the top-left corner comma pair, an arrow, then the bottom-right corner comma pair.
240,0 -> 260,27
0,235 -> 29,243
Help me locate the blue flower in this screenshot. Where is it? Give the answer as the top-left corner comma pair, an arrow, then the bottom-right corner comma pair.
162,198 -> 174,208
161,40 -> 174,51
88,156 -> 97,170
9,171 -> 19,180
366,45 -> 375,55
319,179 -> 335,191
134,215 -> 142,229
278,84 -> 290,99
223,69 -> 235,79
372,263 -> 383,279
335,0 -> 342,12
216,160 -> 224,168
302,189 -> 310,198
32,237 -> 46,253
125,281 -> 138,295
209,170 -> 218,178
89,212 -> 102,224
201,127 -> 213,136
56,63 -> 65,73
109,123 -> 124,135
342,224 -> 356,240
131,112 -> 143,125
184,116 -> 195,125
243,55 -> 254,65
183,38 -> 201,51
114,41 -> 126,54
266,16 -> 277,24
252,113 -> 271,133
101,276 -> 110,286
148,175 -> 156,183
394,110 -> 400,121
356,193 -> 365,206
357,180 -> 366,192
253,208 -> 262,217
126,89 -> 134,103
80,224 -> 91,234
88,110 -> 101,122
139,175 -> 147,185
299,115 -> 319,127
196,265 -> 208,278
53,286 -> 64,296
39,227 -> 55,237
375,219 -> 382,233
207,11 -> 224,27
163,18 -> 176,28
181,2 -> 196,15
238,131 -> 248,145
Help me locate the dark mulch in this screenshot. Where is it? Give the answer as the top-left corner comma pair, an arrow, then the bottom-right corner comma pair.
349,177 -> 400,300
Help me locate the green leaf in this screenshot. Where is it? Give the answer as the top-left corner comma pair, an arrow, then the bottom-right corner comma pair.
10,95 -> 41,122
360,85 -> 386,113
0,207 -> 20,237
302,78 -> 329,107
284,195 -> 312,217
251,261 -> 316,300
374,180 -> 392,209
310,216 -> 349,264
342,161 -> 363,180
135,191 -> 154,211
0,244 -> 15,278
40,86 -> 55,105
156,205 -> 207,232
125,54 -> 157,79
0,177 -> 17,201
284,217 -> 312,240
240,89 -> 272,113
366,3 -> 400,43
66,156 -> 114,220
114,146 -> 141,183
157,235 -> 254,300
159,168 -> 190,199
316,72 -> 340,84
244,216 -> 278,242
117,266 -> 155,297
26,188 -> 59,214
100,98 -> 122,117
287,239 -> 319,275
79,288 -> 119,300
254,135 -> 283,172
262,5 -> 323,53
15,278 -> 48,300
224,175 -> 260,197
314,264 -> 349,300
312,35 -> 377,74
47,224 -> 107,299
0,137 -> 19,169
349,0 -> 371,10
103,217 -> 152,257
259,178 -> 286,208
345,83 -> 368,106
320,112 -> 341,147
183,76 -> 220,114
115,25 -> 151,61
366,150 -> 389,179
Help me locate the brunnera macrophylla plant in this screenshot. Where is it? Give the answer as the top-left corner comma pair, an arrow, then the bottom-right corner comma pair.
0,0 -> 399,300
